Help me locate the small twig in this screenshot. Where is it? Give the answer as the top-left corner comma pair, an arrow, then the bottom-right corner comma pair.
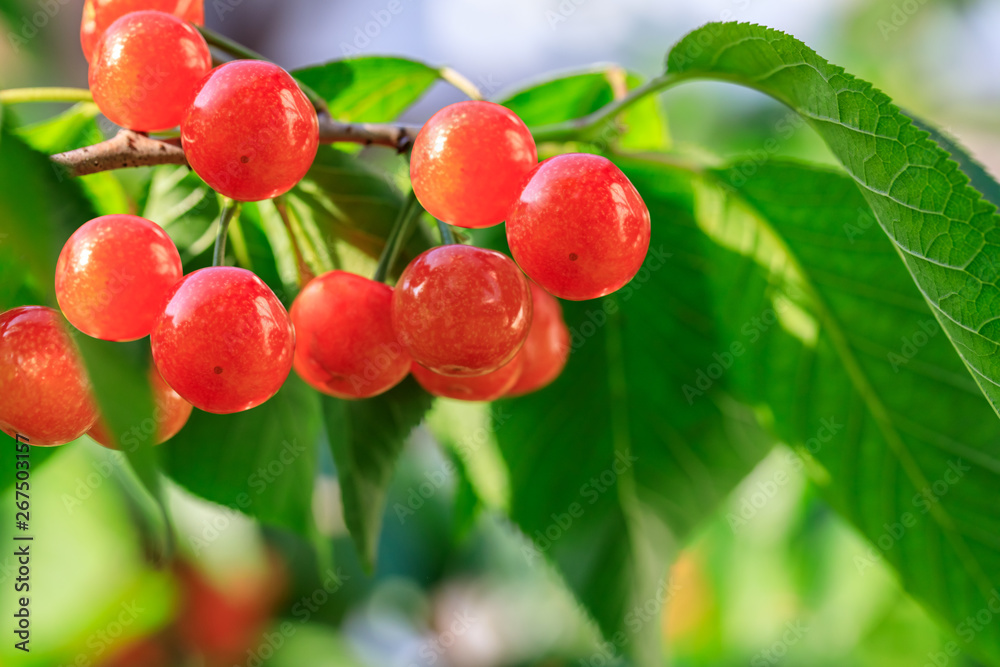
318,115 -> 419,153
52,119 -> 420,177
50,130 -> 188,176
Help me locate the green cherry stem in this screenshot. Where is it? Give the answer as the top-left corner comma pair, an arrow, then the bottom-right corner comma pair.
373,191 -> 423,283
530,72 -> 686,144
0,87 -> 94,105
196,26 -> 329,114
436,219 -> 457,245
212,199 -> 242,267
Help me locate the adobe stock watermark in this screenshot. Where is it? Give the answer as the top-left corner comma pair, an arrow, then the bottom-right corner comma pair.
750,620 -> 809,666
235,567 -> 350,667
338,0 -> 409,56
842,206 -> 880,243
5,0 -> 73,53
877,0 -> 931,40
579,577 -> 681,666
189,439 -> 308,554
519,450 -> 638,564
567,246 -> 671,352
405,609 -> 479,667
394,406 -> 512,523
61,452 -> 128,515
724,110 -> 807,189
212,0 -> 246,22
681,299 -> 793,405
55,600 -> 145,667
887,318 -> 939,372
854,459 -> 971,575
922,589 -> 1000,667
726,417 -> 842,533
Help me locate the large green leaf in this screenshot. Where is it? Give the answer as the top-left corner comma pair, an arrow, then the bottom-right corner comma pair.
0,116 -> 132,491
289,147 -> 428,276
495,165 -> 773,666
292,57 -> 439,123
74,337 -> 169,559
16,104 -> 131,217
665,22 -> 1000,423
140,166 -> 220,266
501,66 -> 667,151
674,157 -> 1000,664
321,377 -> 433,570
161,376 -> 322,537
0,115 -> 92,297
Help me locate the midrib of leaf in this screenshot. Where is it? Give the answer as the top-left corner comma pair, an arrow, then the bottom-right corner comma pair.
698,166 -> 998,608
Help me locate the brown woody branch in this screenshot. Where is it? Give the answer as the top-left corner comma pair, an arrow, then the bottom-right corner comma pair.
51,116 -> 421,178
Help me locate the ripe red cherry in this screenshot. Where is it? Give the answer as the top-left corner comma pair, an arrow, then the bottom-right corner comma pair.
56,215 -> 183,342
392,245 -> 532,376
291,271 -> 411,399
412,358 -> 522,402
182,61 -> 319,202
89,10 -> 211,132
88,366 -> 193,448
151,267 -> 294,414
0,307 -> 97,446
506,154 -> 651,301
80,0 -> 204,62
507,284 -> 570,396
410,101 -> 537,228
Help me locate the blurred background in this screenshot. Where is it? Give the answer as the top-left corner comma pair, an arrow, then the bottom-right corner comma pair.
1,1 -> 998,665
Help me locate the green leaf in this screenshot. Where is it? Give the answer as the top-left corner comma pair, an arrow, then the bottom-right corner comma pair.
494,164 -> 773,666
665,21 -> 1000,424
292,57 -> 439,123
908,115 -> 1000,210
16,103 -> 130,216
0,112 -> 96,489
321,377 -> 433,570
74,336 -> 169,560
140,165 -> 220,265
16,103 -> 103,152
160,375 -> 321,537
683,157 -> 1000,664
500,67 -> 668,151
290,146 -> 427,274
0,116 -> 93,296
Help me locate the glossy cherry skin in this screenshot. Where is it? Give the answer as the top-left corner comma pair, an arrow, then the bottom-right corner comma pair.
0,307 -> 97,446
392,245 -> 532,376
88,365 -> 193,448
89,11 -> 212,132
412,357 -> 522,402
506,283 -> 570,396
56,215 -> 183,342
506,154 -> 651,301
151,267 -> 294,414
182,61 -> 320,202
81,0 -> 204,62
410,101 -> 537,229
291,271 -> 411,399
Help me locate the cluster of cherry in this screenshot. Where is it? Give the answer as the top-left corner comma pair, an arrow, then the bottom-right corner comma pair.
0,0 -> 651,448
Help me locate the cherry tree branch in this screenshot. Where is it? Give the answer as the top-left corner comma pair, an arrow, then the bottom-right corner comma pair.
51,116 -> 421,178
